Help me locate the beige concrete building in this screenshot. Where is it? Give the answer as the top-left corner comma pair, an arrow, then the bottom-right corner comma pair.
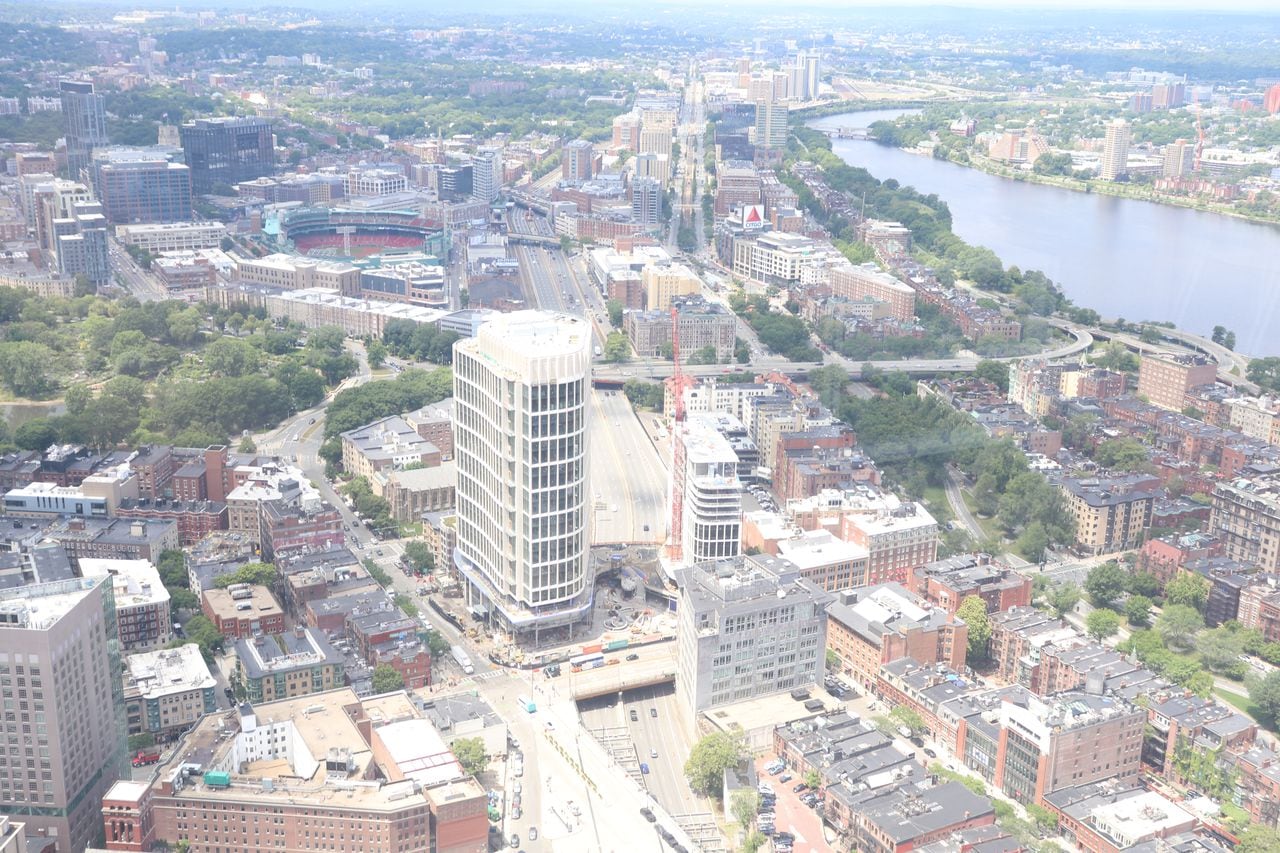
1211,475 -> 1280,571
234,253 -> 361,295
115,221 -> 226,253
122,644 -> 217,743
340,414 -> 442,482
641,262 -> 702,311
0,577 -> 128,853
1059,476 -> 1158,555
625,296 -> 737,362
1137,352 -> 1218,411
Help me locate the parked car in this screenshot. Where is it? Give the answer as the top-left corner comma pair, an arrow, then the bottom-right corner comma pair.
528,828 -> 538,842
649,708 -> 657,718
640,763 -> 650,774
509,834 -> 519,849
640,807 -> 656,823
793,783 -> 808,793
625,653 -> 639,661
924,748 -> 937,759
629,709 -> 639,722
779,773 -> 792,783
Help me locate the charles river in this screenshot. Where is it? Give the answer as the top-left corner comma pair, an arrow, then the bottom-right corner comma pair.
809,110 -> 1280,356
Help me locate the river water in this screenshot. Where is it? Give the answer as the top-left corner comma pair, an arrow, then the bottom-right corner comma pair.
808,110 -> 1280,356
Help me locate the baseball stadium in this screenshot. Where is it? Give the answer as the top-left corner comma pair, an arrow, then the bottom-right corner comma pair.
273,208 -> 449,261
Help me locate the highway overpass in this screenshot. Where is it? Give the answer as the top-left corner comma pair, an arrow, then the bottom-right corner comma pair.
567,643 -> 678,701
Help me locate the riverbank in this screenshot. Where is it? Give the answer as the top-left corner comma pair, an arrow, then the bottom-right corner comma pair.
903,142 -> 1280,229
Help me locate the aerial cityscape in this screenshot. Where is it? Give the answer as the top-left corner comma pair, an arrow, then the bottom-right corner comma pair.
1,2 -> 1280,853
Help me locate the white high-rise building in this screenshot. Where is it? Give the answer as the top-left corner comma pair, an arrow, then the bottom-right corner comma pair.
1101,119 -> 1132,181
452,311 -> 594,638
673,415 -> 743,565
0,577 -> 128,852
802,51 -> 820,102
471,146 -> 501,203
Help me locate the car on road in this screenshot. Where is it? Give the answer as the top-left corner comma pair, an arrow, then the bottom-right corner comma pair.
924,748 -> 937,759
640,763 -> 650,774
639,807 -> 656,823
630,709 -> 639,722
509,834 -> 520,849
649,708 -> 657,718
625,653 -> 639,661
513,782 -> 521,794
512,806 -> 522,820
528,828 -> 537,842
650,748 -> 658,758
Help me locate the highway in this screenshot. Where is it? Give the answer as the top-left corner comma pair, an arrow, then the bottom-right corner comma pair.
944,466 -> 986,541
578,684 -> 705,820
588,388 -> 668,545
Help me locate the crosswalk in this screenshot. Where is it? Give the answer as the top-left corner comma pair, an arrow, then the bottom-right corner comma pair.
470,669 -> 505,683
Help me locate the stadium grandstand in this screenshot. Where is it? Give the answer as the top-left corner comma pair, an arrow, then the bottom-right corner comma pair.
275,208 -> 448,260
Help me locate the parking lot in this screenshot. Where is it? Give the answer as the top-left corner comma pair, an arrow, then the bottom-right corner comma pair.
754,757 -> 835,853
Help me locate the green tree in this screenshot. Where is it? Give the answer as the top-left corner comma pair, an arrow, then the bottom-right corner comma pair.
730,789 -> 759,830
63,383 -> 92,416
742,832 -> 766,853
237,436 -> 257,453
156,549 -> 188,589
128,732 -> 156,751
804,769 -> 822,790
889,705 -> 926,737
1086,608 -> 1122,641
452,736 -> 488,777
14,419 -> 58,451
0,341 -> 55,397
808,365 -> 849,410
1156,604 -> 1205,651
1197,626 -> 1248,674
1049,582 -> 1081,618
1165,573 -> 1210,612
1093,438 -> 1150,471
214,562 -> 278,589
1125,595 -> 1153,627
603,331 -> 631,363
170,589 -> 199,612
1127,571 -> 1161,599
1026,803 -> 1059,834
972,359 -> 1010,393
825,649 -> 840,670
606,298 -> 623,328
203,337 -> 262,377
956,596 -> 991,663
424,629 -> 450,658
1085,561 -> 1128,609
366,339 -> 388,369
683,731 -> 745,796
402,541 -> 435,574
181,615 -> 224,664
371,664 -> 405,694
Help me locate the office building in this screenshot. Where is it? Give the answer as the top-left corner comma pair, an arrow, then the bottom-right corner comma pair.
1100,119 -> 1131,181
470,147 -> 501,203
234,252 -> 361,294
638,125 -> 672,160
115,221 -> 227,253
179,117 -> 275,194
452,311 -> 593,638
825,583 -> 967,691
561,140 -> 595,182
99,688 -> 489,852
631,176 -> 661,226
910,554 -> 1032,615
60,80 -> 109,181
79,558 -> 173,651
951,688 -> 1146,807
51,200 -> 110,288
676,554 -> 831,715
754,101 -> 789,150
340,415 -> 442,482
89,148 -> 192,224
122,645 -> 217,743
1137,352 -> 1218,411
672,416 -> 743,565
0,576 -> 127,852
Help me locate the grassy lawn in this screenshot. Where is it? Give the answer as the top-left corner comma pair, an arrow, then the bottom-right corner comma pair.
1215,686 -> 1260,719
922,485 -> 952,522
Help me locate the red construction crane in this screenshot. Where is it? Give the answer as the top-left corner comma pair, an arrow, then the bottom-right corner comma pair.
666,304 -> 695,563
